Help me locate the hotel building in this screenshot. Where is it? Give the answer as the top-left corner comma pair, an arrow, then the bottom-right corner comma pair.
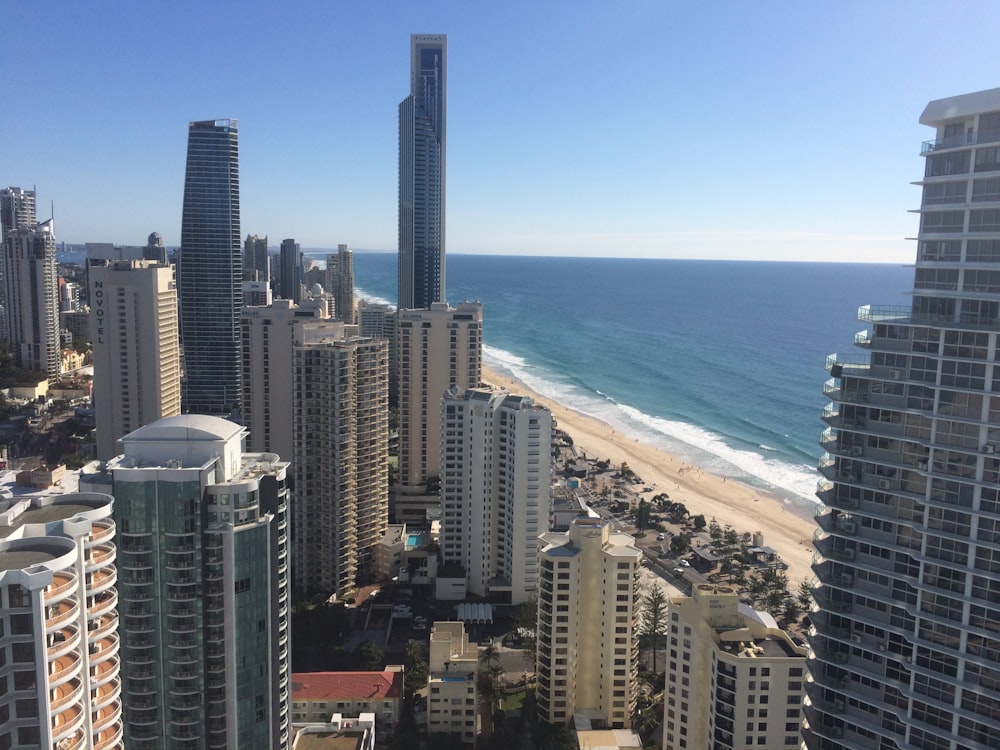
397,301 -> 482,490
807,87 -> 1000,749
398,34 -> 447,311
88,257 -> 181,461
107,415 -> 290,750
178,119 -> 242,416
536,518 -> 642,729
440,387 -> 552,604
662,584 -> 807,750
427,621 -> 478,743
292,329 -> 389,597
0,490 -> 121,750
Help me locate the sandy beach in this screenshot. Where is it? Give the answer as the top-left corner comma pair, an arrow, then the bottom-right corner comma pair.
481,365 -> 818,585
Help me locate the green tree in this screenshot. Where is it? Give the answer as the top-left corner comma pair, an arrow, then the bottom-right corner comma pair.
403,640 -> 428,698
356,639 -> 384,671
669,533 -> 691,555
797,578 -> 814,613
691,514 -> 707,531
635,499 -> 650,531
639,586 -> 669,672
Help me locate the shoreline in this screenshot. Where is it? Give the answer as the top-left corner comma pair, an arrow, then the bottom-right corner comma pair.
481,364 -> 818,585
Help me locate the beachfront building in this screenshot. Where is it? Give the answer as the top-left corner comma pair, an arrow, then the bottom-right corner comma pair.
397,301 -> 482,491
326,244 -> 355,323
440,387 -> 552,604
239,298 -> 330,457
662,584 -> 807,750
88,256 -> 181,461
108,415 -> 291,750
398,34 -> 447,311
427,621 -> 479,743
807,86 -> 1000,749
536,517 -> 642,729
292,328 -> 389,597
0,491 -> 121,750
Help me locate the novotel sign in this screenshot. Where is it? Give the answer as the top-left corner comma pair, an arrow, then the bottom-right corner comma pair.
92,281 -> 106,344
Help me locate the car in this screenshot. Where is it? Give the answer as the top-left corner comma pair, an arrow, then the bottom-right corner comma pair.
673,567 -> 686,575
680,559 -> 690,567
656,533 -> 666,541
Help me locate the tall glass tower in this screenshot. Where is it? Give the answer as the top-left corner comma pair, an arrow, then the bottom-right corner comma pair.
178,119 -> 242,415
398,34 -> 446,310
805,88 -> 1000,749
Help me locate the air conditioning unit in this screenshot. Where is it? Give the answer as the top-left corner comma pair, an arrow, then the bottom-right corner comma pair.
878,479 -> 892,490
983,444 -> 996,454
917,461 -> 928,471
877,644 -> 887,652
833,699 -> 846,711
850,634 -> 862,644
851,446 -> 864,457
889,369 -> 902,380
839,574 -> 854,586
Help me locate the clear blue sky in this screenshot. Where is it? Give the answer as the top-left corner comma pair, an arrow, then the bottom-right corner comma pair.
4,1 -> 999,262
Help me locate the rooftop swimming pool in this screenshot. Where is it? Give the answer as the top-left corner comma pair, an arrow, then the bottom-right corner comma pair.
407,533 -> 422,546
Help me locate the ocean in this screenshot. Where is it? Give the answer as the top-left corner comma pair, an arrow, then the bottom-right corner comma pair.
326,252 -> 913,514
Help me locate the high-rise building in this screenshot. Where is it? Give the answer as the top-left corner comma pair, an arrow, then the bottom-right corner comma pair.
806,87 -> 1000,750
292,329 -> 389,597
3,217 -> 60,378
426,622 -> 479,743
0,186 -> 36,235
108,415 -> 291,749
358,300 -> 397,405
662,584 -> 807,750
244,234 -> 269,282
0,491 -> 121,750
278,238 -> 302,303
178,119 -> 242,416
397,301 -> 482,489
398,34 -> 447,310
440,387 -> 552,604
240,298 -> 331,457
326,244 -> 355,323
536,518 -> 642,729
89,256 -> 181,461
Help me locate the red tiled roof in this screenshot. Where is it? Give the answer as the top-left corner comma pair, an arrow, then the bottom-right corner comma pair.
292,671 -> 403,701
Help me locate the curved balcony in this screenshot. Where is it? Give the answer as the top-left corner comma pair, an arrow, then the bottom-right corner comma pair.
119,553 -> 153,572
89,520 -> 115,545
47,599 -> 80,631
48,624 -> 82,660
87,544 -> 116,573
91,654 -> 119,686
92,675 -> 121,710
88,567 -> 116,595
89,589 -> 118,620
90,632 -> 119,663
46,571 -> 78,603
51,676 -> 84,712
94,722 -> 124,750
51,703 -> 86,745
49,651 -> 83,686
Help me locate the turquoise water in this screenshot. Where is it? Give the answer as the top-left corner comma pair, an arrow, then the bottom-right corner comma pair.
407,533 -> 422,546
331,251 -> 913,514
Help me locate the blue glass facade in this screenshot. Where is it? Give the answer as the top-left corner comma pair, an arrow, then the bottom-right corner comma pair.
398,35 -> 446,310
178,119 -> 242,415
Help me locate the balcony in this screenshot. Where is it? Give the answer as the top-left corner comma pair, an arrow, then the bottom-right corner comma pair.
45,572 -> 78,602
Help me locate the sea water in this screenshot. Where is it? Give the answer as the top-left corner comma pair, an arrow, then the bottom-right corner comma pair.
317,251 -> 913,515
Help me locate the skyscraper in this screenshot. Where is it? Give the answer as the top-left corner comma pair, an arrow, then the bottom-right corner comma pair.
0,491 -> 121,750
2,200 -> 60,378
278,238 -> 302,303
326,243 -> 355,323
536,518 -> 642,728
244,233 -> 269,282
109,415 -> 291,749
440,387 -> 552,604
89,255 -> 181,461
398,34 -> 446,310
805,87 -> 1000,749
178,119 -> 242,415
292,329 -> 389,597
396,301 -> 482,490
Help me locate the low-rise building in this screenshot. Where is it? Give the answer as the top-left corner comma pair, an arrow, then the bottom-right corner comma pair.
427,621 -> 479,744
291,669 -> 404,728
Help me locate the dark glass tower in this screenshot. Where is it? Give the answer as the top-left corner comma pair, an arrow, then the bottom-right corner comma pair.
398,34 -> 446,310
178,119 -> 242,415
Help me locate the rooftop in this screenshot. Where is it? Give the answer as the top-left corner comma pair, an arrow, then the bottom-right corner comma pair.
291,671 -> 403,702
921,86 -> 1000,125
122,414 -> 245,444
292,732 -> 363,750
